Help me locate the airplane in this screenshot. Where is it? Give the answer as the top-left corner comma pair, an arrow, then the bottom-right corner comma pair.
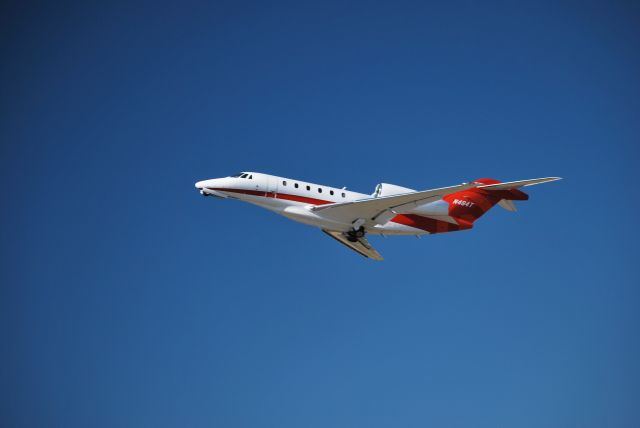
195,172 -> 561,260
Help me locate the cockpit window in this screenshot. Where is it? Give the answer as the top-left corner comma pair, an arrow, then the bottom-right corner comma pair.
229,173 -> 243,177
248,175 -> 252,179
240,173 -> 248,178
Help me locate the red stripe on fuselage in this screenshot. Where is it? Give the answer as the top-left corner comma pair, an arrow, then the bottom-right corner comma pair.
273,192 -> 333,205
206,187 -> 334,205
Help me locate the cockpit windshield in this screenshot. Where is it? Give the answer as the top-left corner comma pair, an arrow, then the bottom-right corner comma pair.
229,172 -> 252,179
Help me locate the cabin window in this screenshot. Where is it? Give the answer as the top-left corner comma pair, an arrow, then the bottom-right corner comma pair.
330,190 -> 334,195
306,185 -> 310,191
294,183 -> 299,188
342,192 -> 346,197
282,180 -> 287,186
318,188 -> 322,193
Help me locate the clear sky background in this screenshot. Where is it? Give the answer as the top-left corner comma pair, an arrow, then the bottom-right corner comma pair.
1,1 -> 639,427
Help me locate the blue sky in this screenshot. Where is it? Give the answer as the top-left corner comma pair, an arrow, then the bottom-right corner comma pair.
1,1 -> 639,427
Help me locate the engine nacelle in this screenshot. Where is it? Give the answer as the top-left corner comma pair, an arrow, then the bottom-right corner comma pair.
372,183 -> 416,198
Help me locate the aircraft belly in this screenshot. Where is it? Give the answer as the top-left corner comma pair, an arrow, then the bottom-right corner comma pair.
282,205 -> 351,230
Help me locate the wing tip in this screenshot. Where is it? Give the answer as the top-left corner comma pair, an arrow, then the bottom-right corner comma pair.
322,229 -> 384,261
523,176 -> 563,186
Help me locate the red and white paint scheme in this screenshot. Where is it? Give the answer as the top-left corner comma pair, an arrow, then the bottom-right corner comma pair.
195,172 -> 561,260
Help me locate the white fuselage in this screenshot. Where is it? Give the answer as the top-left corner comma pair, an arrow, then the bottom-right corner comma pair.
195,172 -> 451,235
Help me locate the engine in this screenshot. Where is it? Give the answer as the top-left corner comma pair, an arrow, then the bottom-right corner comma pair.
372,183 -> 416,198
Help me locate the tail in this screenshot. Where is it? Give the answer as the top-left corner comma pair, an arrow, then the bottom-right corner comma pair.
443,177 -> 560,227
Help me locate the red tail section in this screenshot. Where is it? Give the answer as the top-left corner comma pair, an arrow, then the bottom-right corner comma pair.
390,178 -> 530,233
443,178 -> 528,227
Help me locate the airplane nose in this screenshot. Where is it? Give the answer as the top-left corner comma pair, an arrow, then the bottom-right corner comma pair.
195,178 -> 221,190
195,178 -> 228,199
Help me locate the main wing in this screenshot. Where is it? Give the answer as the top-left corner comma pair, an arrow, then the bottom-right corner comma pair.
311,177 -> 561,226
322,230 -> 384,260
